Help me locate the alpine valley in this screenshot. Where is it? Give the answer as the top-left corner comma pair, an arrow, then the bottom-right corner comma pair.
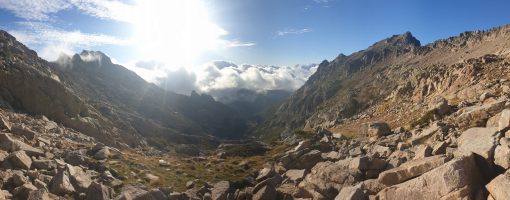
2,24 -> 510,200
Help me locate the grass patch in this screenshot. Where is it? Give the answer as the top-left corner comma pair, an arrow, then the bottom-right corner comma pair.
107,143 -> 291,192
223,141 -> 269,157
409,109 -> 437,128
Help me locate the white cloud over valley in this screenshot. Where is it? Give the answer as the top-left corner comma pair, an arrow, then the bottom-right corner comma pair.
131,61 -> 318,102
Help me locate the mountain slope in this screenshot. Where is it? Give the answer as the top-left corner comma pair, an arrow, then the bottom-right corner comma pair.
0,30 -> 248,148
259,25 -> 510,139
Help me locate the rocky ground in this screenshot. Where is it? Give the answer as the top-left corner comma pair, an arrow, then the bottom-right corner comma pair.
3,81 -> 510,200
3,19 -> 510,200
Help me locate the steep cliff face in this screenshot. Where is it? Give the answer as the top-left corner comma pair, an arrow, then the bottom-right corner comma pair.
260,25 -> 510,139
0,31 -> 107,142
0,30 -> 248,148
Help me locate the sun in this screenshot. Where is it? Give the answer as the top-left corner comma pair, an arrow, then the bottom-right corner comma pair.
132,0 -> 226,67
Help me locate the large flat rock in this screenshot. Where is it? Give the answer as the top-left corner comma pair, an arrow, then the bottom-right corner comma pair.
377,155 -> 481,200
298,159 -> 362,199
377,155 -> 450,186
456,127 -> 499,160
486,171 -> 510,200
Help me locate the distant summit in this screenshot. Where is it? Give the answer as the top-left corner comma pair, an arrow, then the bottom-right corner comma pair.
382,31 -> 421,47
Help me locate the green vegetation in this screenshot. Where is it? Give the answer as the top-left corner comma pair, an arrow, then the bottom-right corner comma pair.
409,109 -> 437,128
107,143 -> 291,192
223,141 -> 269,157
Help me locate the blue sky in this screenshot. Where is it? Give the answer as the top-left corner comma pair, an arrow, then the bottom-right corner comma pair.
1,0 -> 510,86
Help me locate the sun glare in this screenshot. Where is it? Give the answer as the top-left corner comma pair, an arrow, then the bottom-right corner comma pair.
133,0 -> 225,67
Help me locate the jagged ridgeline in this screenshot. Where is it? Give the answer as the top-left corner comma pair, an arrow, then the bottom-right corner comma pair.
258,25 -> 510,140
0,30 -> 248,149
3,23 -> 510,199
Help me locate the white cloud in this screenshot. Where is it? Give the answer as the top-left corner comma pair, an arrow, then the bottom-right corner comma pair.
225,41 -> 256,47
69,0 -> 136,22
0,0 -> 134,22
131,60 -> 318,101
0,0 -> 71,21
157,68 -> 198,95
0,0 -> 254,65
9,22 -> 128,61
313,0 -> 331,3
277,28 -> 312,36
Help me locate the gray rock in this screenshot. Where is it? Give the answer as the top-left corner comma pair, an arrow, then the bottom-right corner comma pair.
32,159 -> 56,170
378,155 -> 451,186
0,150 -> 7,162
349,156 -> 369,170
0,133 -> 44,156
296,149 -> 323,170
363,122 -> 392,138
413,145 -> 432,159
285,169 -> 306,182
356,179 -> 386,195
369,145 -> 392,158
253,174 -> 282,194
64,151 -> 87,166
12,125 -> 38,140
456,127 -> 499,161
12,183 -> 37,200
368,158 -> 388,170
499,109 -> 510,131
115,184 -> 148,200
33,179 -> 48,190
293,140 -> 312,152
495,144 -> 510,170
431,141 -> 447,155
211,181 -> 230,200
86,182 -> 114,200
95,147 -> 111,160
486,170 -> 510,200
50,169 -> 75,195
377,154 -> 481,199
322,151 -> 344,161
186,180 -> 195,189
0,115 -> 11,131
456,100 -> 506,128
298,159 -> 362,199
27,189 -> 53,200
12,173 -> 29,187
67,164 -> 92,192
252,185 -> 277,200
0,190 -> 12,200
7,150 -> 32,170
429,97 -> 450,116
167,192 -> 188,200
335,185 -> 367,200
256,166 -> 276,182
134,189 -> 167,200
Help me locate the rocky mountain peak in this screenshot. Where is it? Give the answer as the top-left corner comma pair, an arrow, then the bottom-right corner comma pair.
386,31 -> 421,47
71,50 -> 113,67
367,31 -> 421,53
0,30 -> 38,58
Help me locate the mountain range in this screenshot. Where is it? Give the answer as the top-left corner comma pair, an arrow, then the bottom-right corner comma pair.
2,24 -> 510,199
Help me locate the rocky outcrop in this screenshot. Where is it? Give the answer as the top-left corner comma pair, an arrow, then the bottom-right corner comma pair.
377,155 -> 481,200
456,127 -> 499,160
486,170 -> 510,200
298,159 -> 362,199
377,155 -> 451,186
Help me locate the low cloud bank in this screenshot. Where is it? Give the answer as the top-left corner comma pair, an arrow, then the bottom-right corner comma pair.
148,61 -> 318,103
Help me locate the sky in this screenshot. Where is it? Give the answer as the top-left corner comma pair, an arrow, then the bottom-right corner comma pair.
1,0 -> 510,97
